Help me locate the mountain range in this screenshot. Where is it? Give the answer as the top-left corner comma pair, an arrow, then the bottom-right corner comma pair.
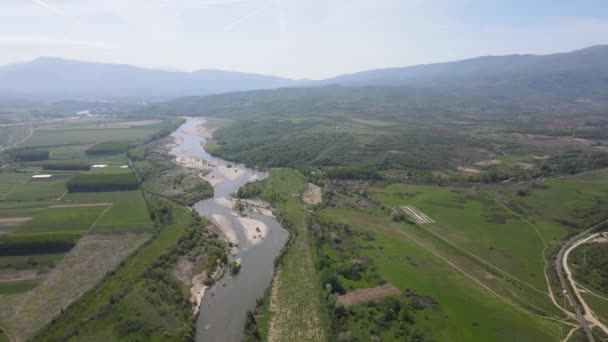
0,45 -> 607,101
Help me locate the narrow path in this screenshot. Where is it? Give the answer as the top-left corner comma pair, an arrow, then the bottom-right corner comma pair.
562,326 -> 579,342
577,283 -> 608,302
415,218 -> 548,295
0,122 -> 33,153
374,223 -> 575,328
88,204 -> 113,231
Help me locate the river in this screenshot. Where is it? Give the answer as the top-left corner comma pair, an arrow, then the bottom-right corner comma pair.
170,117 -> 288,342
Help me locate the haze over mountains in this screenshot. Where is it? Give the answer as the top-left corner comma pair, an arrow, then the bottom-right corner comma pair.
0,45 -> 607,101
0,57 -> 302,101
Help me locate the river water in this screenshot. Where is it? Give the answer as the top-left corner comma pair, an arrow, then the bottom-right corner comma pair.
170,118 -> 288,342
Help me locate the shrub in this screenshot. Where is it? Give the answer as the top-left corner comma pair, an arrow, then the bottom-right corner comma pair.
67,173 -> 139,192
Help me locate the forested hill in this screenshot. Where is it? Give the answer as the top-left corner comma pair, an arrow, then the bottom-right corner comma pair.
141,83 -> 605,121
321,45 -> 608,97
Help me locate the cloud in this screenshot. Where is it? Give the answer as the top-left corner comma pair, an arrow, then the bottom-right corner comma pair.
0,35 -> 119,50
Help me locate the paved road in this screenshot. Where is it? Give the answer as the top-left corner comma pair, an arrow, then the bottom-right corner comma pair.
555,219 -> 608,342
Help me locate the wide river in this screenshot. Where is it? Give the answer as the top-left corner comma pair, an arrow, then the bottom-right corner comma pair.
170,118 -> 288,342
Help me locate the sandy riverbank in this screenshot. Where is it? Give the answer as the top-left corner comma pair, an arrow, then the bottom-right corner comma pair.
215,197 -> 274,217
175,153 -> 214,170
235,215 -> 269,247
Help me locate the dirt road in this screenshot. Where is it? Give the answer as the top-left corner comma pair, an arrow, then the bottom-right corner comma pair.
556,219 -> 608,341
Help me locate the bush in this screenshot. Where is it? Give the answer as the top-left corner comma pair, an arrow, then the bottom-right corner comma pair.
230,260 -> 241,275
9,149 -> 49,161
85,141 -> 131,156
67,173 -> 139,192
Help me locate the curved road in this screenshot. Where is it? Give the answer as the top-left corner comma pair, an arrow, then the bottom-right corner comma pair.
556,219 -> 608,342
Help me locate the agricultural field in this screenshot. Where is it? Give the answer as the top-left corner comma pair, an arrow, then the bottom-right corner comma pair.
242,169 -> 329,341
0,116 -> 166,341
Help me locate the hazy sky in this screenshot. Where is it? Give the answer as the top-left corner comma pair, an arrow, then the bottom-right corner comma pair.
0,0 -> 607,79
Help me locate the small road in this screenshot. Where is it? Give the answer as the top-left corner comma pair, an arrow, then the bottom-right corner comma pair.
0,121 -> 33,153
556,219 -> 608,342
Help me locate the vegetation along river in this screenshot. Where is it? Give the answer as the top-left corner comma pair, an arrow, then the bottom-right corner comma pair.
170,118 -> 288,342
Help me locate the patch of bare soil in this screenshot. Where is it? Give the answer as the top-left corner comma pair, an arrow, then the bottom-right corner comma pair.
337,283 -> 401,307
0,217 -> 32,227
172,252 -> 209,313
513,133 -> 594,152
590,235 -> 608,243
302,183 -> 322,205
514,162 -> 535,170
457,166 -> 481,175
533,154 -> 551,160
217,197 -> 274,217
102,119 -> 162,128
0,233 -> 149,342
474,159 -> 502,168
173,153 -> 214,171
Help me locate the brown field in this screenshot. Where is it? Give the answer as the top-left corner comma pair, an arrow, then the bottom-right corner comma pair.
457,166 -> 481,175
0,217 -> 32,227
302,183 -> 322,205
0,233 -> 149,341
102,119 -> 162,128
515,162 -> 535,170
474,159 -> 502,168
337,283 -> 401,307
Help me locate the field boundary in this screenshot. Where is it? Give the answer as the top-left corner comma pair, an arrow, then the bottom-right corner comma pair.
88,204 -> 113,231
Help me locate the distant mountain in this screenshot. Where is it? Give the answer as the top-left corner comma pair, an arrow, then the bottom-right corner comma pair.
322,45 -> 608,99
2,45 -> 608,102
0,57 -> 302,101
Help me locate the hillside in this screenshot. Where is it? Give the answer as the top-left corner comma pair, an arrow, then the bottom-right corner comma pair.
322,45 -> 608,99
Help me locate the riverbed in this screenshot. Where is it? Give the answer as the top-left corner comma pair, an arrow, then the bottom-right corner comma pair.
170,118 -> 288,342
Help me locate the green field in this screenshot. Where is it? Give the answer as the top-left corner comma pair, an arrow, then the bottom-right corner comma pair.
0,281 -> 40,295
61,192 -> 153,233
15,206 -> 108,235
0,253 -> 64,269
22,128 -> 158,148
320,205 -> 563,340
